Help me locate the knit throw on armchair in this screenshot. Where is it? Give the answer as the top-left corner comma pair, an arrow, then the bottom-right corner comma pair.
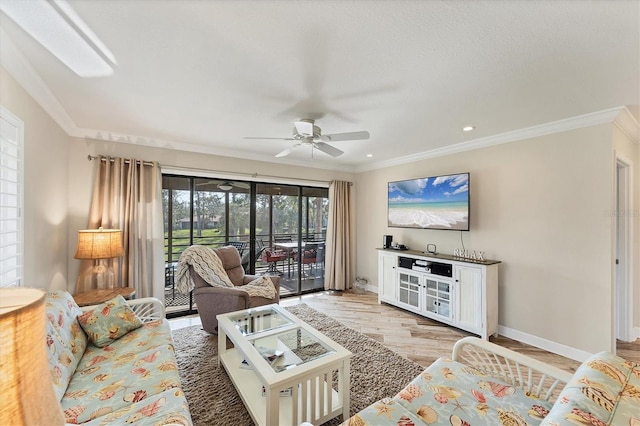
175,245 -> 276,299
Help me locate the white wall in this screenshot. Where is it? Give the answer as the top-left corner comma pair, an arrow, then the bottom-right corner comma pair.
66,137 -> 356,292
0,67 -> 69,290
612,124 -> 640,338
355,124 -> 621,356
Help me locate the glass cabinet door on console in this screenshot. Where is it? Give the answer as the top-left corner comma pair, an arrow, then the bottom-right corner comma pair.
424,278 -> 452,320
397,271 -> 421,311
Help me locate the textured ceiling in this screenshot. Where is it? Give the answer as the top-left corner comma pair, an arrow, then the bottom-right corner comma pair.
1,0 -> 638,171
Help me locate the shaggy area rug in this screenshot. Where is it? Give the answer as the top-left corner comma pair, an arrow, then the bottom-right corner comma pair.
172,304 -> 424,426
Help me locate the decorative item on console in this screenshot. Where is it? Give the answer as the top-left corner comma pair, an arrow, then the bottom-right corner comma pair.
382,235 -> 393,249
453,248 -> 485,261
391,242 -> 408,250
426,243 -> 437,254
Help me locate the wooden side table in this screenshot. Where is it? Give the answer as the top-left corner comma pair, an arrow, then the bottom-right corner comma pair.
73,287 -> 136,307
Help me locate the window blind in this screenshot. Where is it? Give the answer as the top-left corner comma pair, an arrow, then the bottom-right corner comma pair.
0,108 -> 23,288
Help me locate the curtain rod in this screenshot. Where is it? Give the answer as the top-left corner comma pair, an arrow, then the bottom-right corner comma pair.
88,155 -> 348,186
87,155 -> 155,167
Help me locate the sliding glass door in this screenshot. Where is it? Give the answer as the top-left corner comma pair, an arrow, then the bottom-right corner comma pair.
163,175 -> 328,313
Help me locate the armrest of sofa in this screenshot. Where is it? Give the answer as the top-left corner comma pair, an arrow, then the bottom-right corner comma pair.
452,336 -> 573,402
81,297 -> 165,322
541,351 -> 640,426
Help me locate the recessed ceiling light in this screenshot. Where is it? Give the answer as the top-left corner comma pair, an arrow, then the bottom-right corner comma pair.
0,0 -> 116,77
462,126 -> 475,132
366,154 -> 374,158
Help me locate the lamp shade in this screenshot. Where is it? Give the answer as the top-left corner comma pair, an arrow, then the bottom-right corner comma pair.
74,227 -> 124,260
0,288 -> 65,425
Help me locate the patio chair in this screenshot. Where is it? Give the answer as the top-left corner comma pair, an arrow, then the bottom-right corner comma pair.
294,242 -> 319,276
165,263 -> 176,300
240,240 -> 266,273
262,246 -> 287,275
225,241 -> 248,257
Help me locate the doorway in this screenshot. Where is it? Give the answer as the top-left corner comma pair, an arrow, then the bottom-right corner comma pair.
615,157 -> 633,344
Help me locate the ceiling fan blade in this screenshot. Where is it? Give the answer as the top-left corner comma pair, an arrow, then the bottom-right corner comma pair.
244,137 -> 294,140
275,144 -> 301,158
232,182 -> 250,189
319,131 -> 370,142
312,141 -> 344,157
294,120 -> 314,136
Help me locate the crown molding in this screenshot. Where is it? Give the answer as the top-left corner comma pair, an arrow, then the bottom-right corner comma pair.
357,106 -> 637,172
72,128 -> 356,174
613,106 -> 640,144
0,28 -> 77,134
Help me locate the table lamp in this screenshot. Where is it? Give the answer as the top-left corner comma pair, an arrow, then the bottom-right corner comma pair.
74,227 -> 124,290
0,287 -> 65,425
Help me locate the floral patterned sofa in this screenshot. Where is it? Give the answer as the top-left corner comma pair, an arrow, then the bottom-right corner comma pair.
343,336 -> 640,426
45,290 -> 192,425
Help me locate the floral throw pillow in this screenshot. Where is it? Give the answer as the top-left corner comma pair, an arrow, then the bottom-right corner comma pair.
77,295 -> 143,347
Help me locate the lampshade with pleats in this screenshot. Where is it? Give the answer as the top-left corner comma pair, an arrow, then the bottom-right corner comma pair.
0,287 -> 65,425
74,227 -> 124,260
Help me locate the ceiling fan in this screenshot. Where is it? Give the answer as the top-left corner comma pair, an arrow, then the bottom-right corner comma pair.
195,180 -> 250,191
245,119 -> 370,158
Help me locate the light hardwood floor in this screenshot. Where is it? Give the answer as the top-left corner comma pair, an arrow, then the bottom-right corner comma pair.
278,290 -> 640,374
171,289 -> 640,374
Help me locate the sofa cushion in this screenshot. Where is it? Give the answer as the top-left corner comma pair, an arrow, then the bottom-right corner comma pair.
541,351 -> 640,426
77,295 -> 143,347
78,388 -> 192,426
45,291 -> 88,401
61,319 -> 183,424
393,357 -> 554,425
343,397 -> 424,426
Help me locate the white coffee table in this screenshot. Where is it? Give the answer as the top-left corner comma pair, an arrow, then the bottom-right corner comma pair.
217,304 -> 352,426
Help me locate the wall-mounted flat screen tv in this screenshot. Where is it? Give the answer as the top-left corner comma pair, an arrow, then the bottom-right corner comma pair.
388,172 -> 470,230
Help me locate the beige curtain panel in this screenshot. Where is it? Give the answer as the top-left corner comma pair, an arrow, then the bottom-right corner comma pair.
324,180 -> 354,291
76,156 -> 164,300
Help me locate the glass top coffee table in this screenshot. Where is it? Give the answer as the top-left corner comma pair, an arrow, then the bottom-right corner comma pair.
217,304 -> 352,426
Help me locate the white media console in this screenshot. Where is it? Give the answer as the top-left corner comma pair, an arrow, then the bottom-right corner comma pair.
377,248 -> 501,339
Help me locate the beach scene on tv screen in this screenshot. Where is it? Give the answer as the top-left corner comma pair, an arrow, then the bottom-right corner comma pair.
388,173 -> 469,230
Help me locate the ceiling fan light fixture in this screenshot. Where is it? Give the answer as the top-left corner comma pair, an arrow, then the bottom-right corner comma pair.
217,183 -> 233,191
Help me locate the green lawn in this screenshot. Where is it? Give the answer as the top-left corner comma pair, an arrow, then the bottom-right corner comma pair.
164,228 -> 260,261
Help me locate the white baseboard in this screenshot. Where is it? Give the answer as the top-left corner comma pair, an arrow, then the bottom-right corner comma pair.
369,285 -> 598,361
364,284 -> 378,293
498,325 -> 593,362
